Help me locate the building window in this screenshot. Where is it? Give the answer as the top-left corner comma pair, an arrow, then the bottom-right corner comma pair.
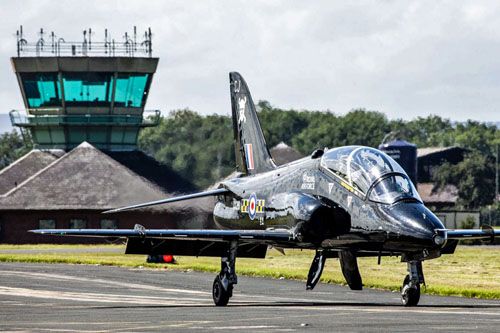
69,219 -> 87,229
100,219 -> 117,229
62,72 -> 113,107
39,219 -> 56,229
20,72 -> 62,108
114,73 -> 149,107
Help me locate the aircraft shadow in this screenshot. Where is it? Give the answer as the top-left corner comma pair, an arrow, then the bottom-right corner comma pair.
89,300 -> 500,310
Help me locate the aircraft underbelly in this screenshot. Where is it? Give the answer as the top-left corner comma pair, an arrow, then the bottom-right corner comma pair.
125,238 -> 268,258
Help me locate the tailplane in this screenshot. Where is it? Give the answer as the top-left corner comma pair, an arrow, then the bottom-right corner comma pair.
229,72 -> 276,175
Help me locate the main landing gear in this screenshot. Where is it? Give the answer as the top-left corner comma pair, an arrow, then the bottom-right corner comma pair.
212,241 -> 238,306
401,260 -> 424,306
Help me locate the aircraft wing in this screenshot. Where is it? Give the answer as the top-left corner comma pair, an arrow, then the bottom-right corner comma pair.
30,226 -> 294,258
442,227 -> 500,240
103,188 -> 229,214
30,227 -> 293,243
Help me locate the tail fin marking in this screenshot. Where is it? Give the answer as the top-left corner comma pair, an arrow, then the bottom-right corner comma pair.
244,143 -> 254,170
229,72 -> 276,175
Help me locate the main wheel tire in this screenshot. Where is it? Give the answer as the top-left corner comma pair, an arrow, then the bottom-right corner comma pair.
401,275 -> 420,307
212,276 -> 231,306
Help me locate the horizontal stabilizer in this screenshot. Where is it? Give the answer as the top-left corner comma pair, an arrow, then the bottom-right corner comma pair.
30,228 -> 293,243
102,188 -> 229,214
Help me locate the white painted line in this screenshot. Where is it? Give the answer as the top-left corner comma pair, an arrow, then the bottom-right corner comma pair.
0,270 -> 210,295
0,286 -> 211,306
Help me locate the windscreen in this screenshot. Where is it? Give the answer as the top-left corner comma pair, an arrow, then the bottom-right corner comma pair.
368,174 -> 421,204
321,146 -> 408,194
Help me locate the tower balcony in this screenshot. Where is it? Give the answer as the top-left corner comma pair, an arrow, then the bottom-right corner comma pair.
10,109 -> 160,127
10,109 -> 161,151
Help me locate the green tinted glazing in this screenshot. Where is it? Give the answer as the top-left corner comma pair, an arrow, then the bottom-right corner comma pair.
21,73 -> 62,108
62,72 -> 113,107
115,73 -> 149,107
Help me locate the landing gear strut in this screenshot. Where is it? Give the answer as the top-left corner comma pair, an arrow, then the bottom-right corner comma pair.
401,260 -> 424,306
306,250 -> 326,290
213,240 -> 238,306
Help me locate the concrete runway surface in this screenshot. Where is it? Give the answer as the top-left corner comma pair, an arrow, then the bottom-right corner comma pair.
0,263 -> 499,332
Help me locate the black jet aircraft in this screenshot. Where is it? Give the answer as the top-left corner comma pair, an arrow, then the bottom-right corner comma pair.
33,72 -> 499,307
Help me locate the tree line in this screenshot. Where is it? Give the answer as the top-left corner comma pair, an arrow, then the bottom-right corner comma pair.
0,101 -> 498,214
140,101 -> 499,206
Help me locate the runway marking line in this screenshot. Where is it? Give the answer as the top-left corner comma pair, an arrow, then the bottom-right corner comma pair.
0,270 -> 210,295
1,267 -> 499,320
0,286 -> 211,306
0,269 -> 346,304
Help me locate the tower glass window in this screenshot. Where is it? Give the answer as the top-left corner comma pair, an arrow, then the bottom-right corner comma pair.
20,73 -> 62,108
114,73 -> 149,107
62,72 -> 113,107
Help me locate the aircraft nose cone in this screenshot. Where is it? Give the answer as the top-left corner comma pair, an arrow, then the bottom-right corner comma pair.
379,202 -> 445,249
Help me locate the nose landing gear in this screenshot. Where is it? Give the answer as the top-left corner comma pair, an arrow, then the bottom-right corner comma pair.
401,260 -> 424,306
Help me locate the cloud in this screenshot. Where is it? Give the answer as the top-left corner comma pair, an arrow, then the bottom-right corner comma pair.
0,0 -> 499,122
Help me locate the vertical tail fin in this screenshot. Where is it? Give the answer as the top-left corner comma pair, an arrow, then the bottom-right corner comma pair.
229,72 -> 276,175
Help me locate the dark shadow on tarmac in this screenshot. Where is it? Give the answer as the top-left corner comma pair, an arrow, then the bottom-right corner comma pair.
88,301 -> 500,310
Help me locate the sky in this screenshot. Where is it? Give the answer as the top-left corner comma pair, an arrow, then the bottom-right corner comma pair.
1,0 -> 500,122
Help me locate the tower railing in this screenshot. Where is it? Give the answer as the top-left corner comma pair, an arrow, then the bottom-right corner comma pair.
16,26 -> 153,58
9,109 -> 161,127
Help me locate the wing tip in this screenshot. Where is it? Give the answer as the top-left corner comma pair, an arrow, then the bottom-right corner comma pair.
29,229 -> 50,234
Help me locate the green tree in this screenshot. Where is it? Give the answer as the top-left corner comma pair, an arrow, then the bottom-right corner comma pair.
137,104 -> 499,200
292,109 -> 389,153
453,120 -> 498,156
0,130 -> 32,170
291,111 -> 338,154
139,110 -> 234,189
433,152 -> 496,209
389,115 -> 454,147
257,101 -> 312,148
339,109 -> 390,147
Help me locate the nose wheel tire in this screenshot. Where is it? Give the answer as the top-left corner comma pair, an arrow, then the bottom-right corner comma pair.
401,274 -> 420,307
212,276 -> 232,306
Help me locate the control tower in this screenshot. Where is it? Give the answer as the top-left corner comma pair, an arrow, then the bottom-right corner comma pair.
9,27 -> 160,151
0,27 -> 204,244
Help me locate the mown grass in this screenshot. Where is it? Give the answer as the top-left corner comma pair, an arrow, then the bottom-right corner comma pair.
0,244 -> 499,299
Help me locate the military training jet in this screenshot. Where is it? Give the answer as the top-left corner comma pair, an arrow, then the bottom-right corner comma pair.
33,72 -> 500,307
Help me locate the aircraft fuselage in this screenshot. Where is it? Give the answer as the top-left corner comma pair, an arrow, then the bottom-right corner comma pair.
214,149 -> 446,258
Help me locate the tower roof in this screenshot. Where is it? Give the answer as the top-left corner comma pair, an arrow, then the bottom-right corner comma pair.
270,142 -> 304,165
0,149 -> 65,195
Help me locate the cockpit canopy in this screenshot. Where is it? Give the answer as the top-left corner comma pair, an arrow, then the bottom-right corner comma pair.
320,146 -> 421,204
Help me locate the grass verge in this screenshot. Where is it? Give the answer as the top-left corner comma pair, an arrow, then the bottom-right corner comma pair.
0,244 -> 499,299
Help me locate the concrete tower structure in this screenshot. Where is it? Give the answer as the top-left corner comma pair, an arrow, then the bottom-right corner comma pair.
10,27 -> 159,151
